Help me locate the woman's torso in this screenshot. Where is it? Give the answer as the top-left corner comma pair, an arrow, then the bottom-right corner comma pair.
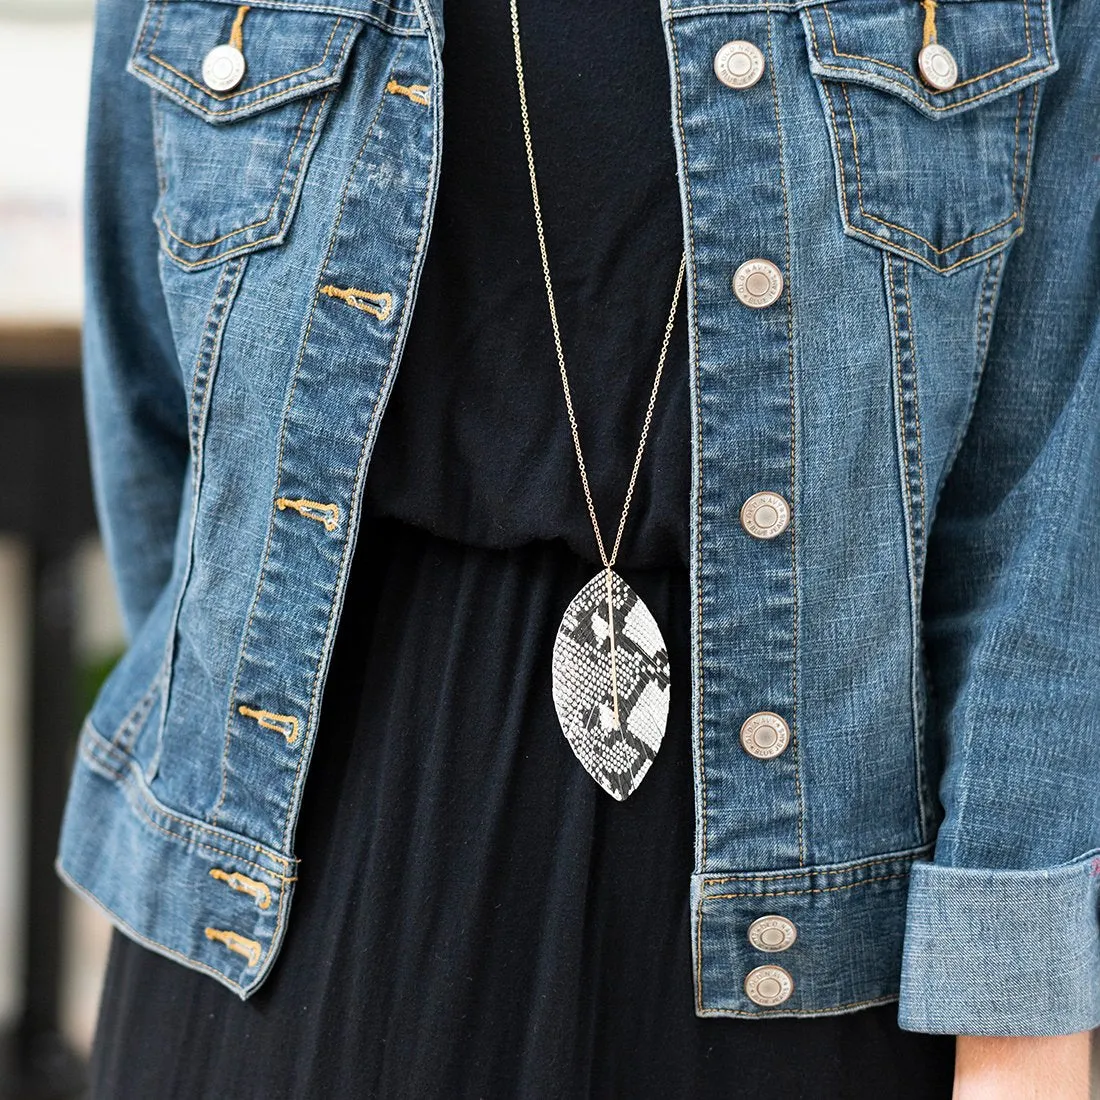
87,2 -> 956,1096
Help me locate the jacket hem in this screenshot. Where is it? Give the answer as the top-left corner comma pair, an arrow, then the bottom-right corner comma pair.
691,843 -> 934,1018
54,719 -> 300,1000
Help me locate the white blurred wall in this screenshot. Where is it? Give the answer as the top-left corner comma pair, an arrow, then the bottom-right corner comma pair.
0,17 -> 91,323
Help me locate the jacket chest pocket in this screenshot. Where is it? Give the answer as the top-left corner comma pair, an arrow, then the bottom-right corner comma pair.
127,1 -> 365,270
800,0 -> 1059,274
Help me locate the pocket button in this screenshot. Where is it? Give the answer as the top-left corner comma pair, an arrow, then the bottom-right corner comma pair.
917,43 -> 958,91
202,44 -> 247,93
714,40 -> 766,89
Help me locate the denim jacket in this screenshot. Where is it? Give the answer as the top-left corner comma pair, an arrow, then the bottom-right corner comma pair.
56,0 -> 1100,1036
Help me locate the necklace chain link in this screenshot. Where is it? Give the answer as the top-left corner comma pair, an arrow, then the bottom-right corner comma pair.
509,0 -> 687,572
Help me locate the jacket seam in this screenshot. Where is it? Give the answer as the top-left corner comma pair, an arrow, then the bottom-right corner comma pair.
149,256 -> 247,786
900,258 -> 932,839
109,654 -> 166,753
702,842 -> 934,885
187,258 -> 247,465
175,0 -> 422,29
765,8 -> 805,869
1016,71 -> 1043,219
931,248 -> 1006,552
667,15 -> 708,879
900,260 -> 927,575
884,253 -> 930,842
698,994 -> 900,1017
78,736 -> 297,879
705,869 -> 910,899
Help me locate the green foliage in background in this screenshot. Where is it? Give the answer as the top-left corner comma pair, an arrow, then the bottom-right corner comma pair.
76,648 -> 124,730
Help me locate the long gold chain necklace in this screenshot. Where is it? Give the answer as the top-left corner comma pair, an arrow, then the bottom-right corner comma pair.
509,0 -> 687,800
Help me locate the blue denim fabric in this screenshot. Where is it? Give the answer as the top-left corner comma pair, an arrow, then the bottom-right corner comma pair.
55,0 -> 1100,1036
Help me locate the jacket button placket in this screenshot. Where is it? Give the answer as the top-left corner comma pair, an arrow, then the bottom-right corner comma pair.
733,239 -> 796,1006
213,30 -> 440,856
694,20 -> 800,1014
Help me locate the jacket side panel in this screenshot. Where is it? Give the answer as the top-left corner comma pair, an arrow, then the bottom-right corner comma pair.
57,0 -> 442,999
664,0 -> 1037,1016
148,20 -> 432,842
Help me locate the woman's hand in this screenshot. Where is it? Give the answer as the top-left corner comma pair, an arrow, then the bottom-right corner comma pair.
953,1031 -> 1093,1099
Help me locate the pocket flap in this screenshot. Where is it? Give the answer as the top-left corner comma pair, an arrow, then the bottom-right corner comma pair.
128,1 -> 363,123
803,0 -> 1058,118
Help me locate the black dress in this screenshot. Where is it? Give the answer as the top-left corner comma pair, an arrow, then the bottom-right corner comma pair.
87,2 -> 958,1096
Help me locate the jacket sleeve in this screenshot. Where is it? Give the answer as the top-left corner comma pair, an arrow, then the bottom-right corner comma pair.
896,0 -> 1100,1037
82,0 -> 189,642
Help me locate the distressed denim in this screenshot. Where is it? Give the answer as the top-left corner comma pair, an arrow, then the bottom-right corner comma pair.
56,0 -> 1100,1036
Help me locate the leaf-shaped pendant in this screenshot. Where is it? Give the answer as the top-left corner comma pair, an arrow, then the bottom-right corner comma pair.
551,568 -> 670,800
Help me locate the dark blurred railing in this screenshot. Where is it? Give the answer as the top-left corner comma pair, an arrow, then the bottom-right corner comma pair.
0,325 -> 94,1099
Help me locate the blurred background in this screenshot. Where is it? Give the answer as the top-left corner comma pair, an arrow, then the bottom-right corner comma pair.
0,0 -> 1097,1097
0,0 -> 121,1094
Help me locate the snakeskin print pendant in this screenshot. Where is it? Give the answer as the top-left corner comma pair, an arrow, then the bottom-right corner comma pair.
551,568 -> 671,800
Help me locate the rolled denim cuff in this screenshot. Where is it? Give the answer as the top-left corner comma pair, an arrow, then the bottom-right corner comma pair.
897,850 -> 1100,1036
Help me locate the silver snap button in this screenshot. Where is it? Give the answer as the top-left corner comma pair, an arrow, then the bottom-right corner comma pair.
713,40 -> 766,90
917,43 -> 957,90
747,915 -> 798,952
740,491 -> 790,539
744,964 -> 794,1006
740,711 -> 791,759
732,258 -> 783,308
202,44 -> 247,93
